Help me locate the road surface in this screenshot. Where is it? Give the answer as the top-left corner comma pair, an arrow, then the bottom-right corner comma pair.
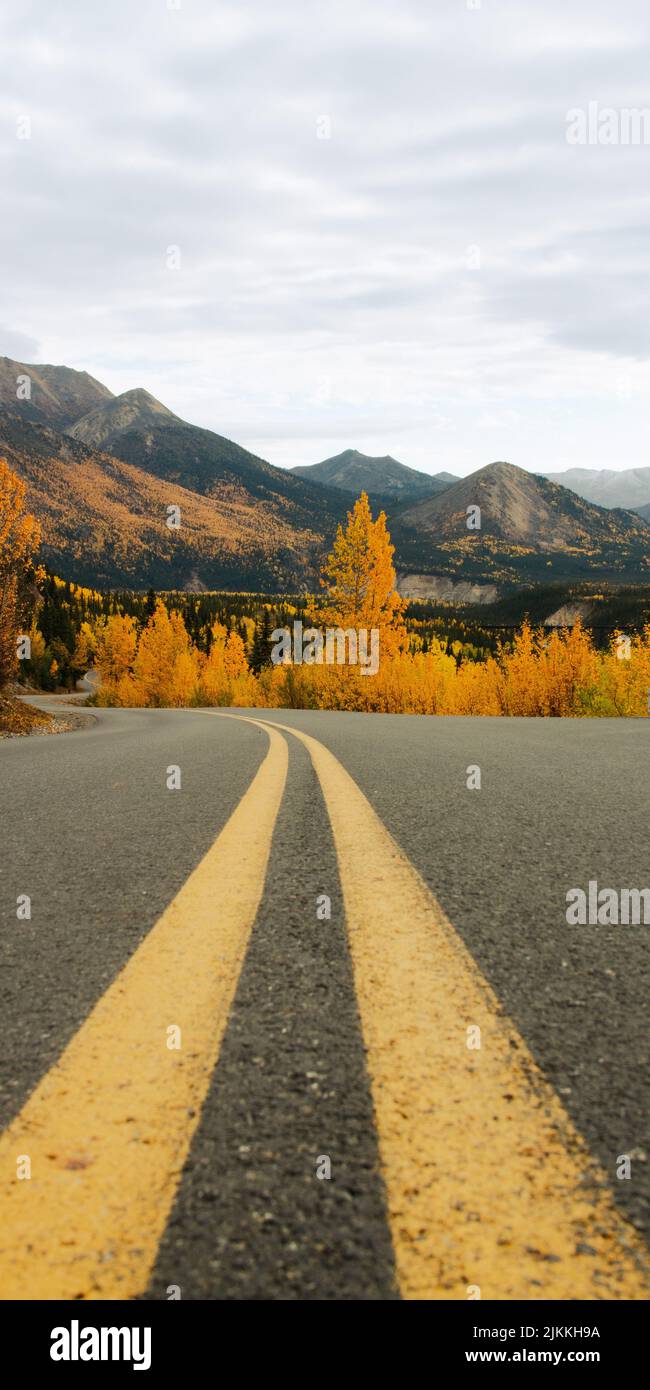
0,703 -> 648,1300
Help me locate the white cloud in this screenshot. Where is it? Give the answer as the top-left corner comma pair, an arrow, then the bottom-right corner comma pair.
1,0 -> 650,474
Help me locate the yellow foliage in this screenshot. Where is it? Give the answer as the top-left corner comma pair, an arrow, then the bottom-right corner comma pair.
95,614 -> 138,686
0,457 -> 41,688
89,499 -> 650,720
73,620 -> 98,673
312,492 -> 407,659
192,622 -> 258,707
130,603 -> 197,707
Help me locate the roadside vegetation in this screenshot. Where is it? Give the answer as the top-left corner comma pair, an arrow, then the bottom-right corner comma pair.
3,452 -> 649,719
85,605 -> 649,716
0,457 -> 52,734
78,495 -> 650,717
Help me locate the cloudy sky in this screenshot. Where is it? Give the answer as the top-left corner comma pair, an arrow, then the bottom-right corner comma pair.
2,0 -> 650,476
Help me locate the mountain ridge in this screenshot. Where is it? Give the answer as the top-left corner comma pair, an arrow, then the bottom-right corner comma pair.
67,387 -> 181,446
290,448 -> 454,502
542,465 -> 650,511
0,410 -> 336,590
0,355 -> 350,589
0,356 -> 113,429
64,382 -> 349,526
393,461 -> 649,586
1,355 -> 648,592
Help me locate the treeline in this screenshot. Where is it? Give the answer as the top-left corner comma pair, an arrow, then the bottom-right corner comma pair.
4,466 -> 650,718
22,575 -> 493,692
89,494 -> 650,718
21,576 -> 307,690
407,583 -> 650,655
86,604 -> 650,717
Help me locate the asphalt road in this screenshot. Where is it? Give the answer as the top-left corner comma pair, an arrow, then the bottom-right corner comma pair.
0,704 -> 648,1300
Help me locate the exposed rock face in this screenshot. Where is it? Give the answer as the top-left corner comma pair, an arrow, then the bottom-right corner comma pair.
544,602 -> 594,627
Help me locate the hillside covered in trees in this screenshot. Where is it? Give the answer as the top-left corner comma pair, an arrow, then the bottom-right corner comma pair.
15,492 -> 650,720
1,359 -> 648,593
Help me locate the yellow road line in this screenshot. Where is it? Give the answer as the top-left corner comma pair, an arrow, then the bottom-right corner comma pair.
232,713 -> 649,1301
0,721 -> 287,1300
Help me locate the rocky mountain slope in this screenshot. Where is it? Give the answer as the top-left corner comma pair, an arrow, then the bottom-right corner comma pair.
393,461 -> 650,585
1,356 -> 648,592
0,407 -> 342,591
290,448 -> 453,504
0,356 -> 112,430
67,387 -> 346,527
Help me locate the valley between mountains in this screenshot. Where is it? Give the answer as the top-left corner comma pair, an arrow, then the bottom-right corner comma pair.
0,354 -> 648,595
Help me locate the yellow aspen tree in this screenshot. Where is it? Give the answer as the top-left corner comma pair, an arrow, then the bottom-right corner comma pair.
0,458 -> 41,689
312,492 -> 407,667
600,627 -> 650,716
223,630 -> 249,679
73,620 -> 98,675
169,647 -> 200,706
498,621 -> 544,715
132,602 -> 193,706
95,614 -> 138,686
199,622 -> 228,704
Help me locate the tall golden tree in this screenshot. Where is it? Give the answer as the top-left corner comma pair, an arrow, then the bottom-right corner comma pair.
94,613 -> 138,685
0,458 -> 41,690
312,492 -> 406,657
131,601 -> 199,707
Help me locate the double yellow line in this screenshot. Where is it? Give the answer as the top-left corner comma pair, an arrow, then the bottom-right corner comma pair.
0,713 -> 647,1300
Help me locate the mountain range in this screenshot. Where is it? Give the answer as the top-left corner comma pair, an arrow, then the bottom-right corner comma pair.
290,449 -> 650,517
541,466 -> 650,512
290,449 -> 455,506
0,361 -> 347,589
392,462 -> 649,588
0,355 -> 648,593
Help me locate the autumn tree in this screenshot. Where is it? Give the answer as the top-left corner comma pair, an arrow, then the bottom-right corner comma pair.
72,620 -> 98,677
95,614 -> 138,685
597,626 -> 650,716
0,458 -> 41,690
312,492 -> 407,658
131,601 -> 198,707
198,621 -> 255,705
